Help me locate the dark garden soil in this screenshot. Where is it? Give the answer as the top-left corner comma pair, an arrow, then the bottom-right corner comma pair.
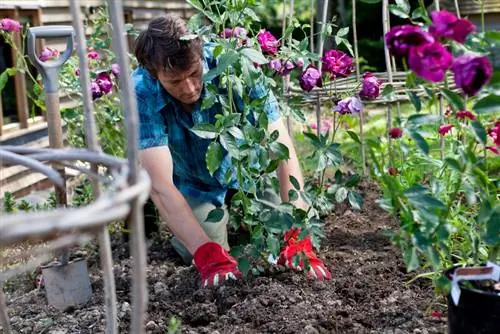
3,181 -> 448,333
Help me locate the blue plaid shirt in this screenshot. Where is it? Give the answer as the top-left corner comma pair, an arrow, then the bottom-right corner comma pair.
133,43 -> 280,206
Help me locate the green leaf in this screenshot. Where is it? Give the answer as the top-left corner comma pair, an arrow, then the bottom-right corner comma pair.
191,124 -> 219,139
444,158 -> 463,172
389,4 -> 410,19
299,38 -> 309,51
243,8 -> 260,22
288,189 -> 298,201
187,13 -> 203,32
289,175 -> 300,190
470,119 -> 488,145
335,187 -> 348,203
396,0 -> 411,13
336,27 -> 349,37
348,191 -> 363,210
266,235 -> 281,255
238,257 -> 250,277
411,7 -> 428,20
265,159 -> 281,173
204,50 -> 239,81
381,84 -> 396,101
473,94 -> 500,114
406,113 -> 441,127
205,208 -> 225,223
442,89 -> 465,110
0,67 -> 17,92
258,112 -> 268,129
219,132 -> 240,158
405,189 -> 446,210
206,142 -> 223,175
359,0 -> 381,3
346,130 -> 361,144
240,48 -> 268,65
345,174 -> 361,187
407,91 -> 422,112
403,246 -> 420,271
408,130 -> 429,155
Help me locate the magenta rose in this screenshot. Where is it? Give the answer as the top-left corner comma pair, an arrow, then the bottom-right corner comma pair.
359,72 -> 382,100
439,124 -> 453,136
322,50 -> 353,78
88,51 -> 99,60
408,42 -> 452,82
96,72 -> 113,95
0,18 -> 21,32
38,47 -> 59,62
451,54 -> 493,96
257,29 -> 279,55
456,110 -> 476,121
385,25 -> 435,58
389,128 -> 403,139
335,96 -> 364,115
298,65 -> 322,92
429,10 -> 476,44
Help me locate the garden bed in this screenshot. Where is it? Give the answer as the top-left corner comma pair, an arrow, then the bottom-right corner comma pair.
3,181 -> 447,333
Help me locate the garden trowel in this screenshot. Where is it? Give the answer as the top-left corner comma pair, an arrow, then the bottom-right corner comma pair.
27,25 -> 92,310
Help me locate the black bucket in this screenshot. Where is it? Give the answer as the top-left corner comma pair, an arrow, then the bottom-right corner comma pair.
447,267 -> 500,334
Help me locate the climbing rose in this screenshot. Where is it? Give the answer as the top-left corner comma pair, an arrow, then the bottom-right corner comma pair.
389,127 -> 403,139
456,110 -> 476,121
268,59 -> 282,72
486,146 -> 499,155
257,29 -> 279,55
310,119 -> 333,134
38,47 -> 59,62
221,26 -> 248,38
322,50 -> 353,77
388,167 -> 399,176
91,81 -> 102,100
96,72 -> 112,95
489,122 -> 500,146
451,54 -> 493,96
280,60 -> 295,76
359,72 -> 382,100
0,18 -> 21,32
88,51 -> 99,59
111,63 -> 120,76
298,65 -> 322,92
408,42 -> 452,82
439,124 -> 453,136
429,10 -> 476,44
296,57 -> 304,68
75,68 -> 80,76
335,97 -> 364,115
385,25 -> 435,58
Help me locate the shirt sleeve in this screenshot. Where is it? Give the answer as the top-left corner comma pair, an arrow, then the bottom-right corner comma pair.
133,69 -> 169,150
249,80 -> 280,124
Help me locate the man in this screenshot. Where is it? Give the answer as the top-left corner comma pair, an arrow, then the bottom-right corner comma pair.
133,14 -> 331,287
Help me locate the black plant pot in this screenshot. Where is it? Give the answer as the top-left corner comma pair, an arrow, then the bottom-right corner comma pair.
447,267 -> 500,334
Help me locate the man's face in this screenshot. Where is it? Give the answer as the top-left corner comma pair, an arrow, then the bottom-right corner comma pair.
157,60 -> 203,105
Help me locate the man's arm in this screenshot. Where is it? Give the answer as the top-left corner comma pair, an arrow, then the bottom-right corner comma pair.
269,118 -> 308,210
139,146 -> 211,254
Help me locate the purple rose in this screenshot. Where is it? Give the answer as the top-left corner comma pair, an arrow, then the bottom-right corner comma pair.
296,57 -> 304,68
91,81 -> 102,100
96,72 -> 113,95
280,60 -> 295,76
268,59 -> 282,72
322,50 -> 353,78
111,63 -> 120,76
359,72 -> 382,100
408,42 -> 452,82
385,25 -> 435,58
451,54 -> 493,96
88,51 -> 99,60
429,10 -> 476,44
335,96 -> 364,115
298,65 -> 322,92
0,18 -> 21,32
38,47 -> 59,62
221,26 -> 248,38
257,29 -> 279,55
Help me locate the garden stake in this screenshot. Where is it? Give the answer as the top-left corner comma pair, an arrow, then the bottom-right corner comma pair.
454,0 -> 461,18
27,25 -> 92,311
316,0 -> 329,136
382,0 -> 394,168
439,92 -> 444,160
69,0 -> 118,332
0,286 -> 11,333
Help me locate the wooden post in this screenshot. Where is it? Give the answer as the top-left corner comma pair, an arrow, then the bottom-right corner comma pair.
10,10 -> 29,129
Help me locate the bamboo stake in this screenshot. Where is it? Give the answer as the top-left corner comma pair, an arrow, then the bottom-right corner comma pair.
439,93 -> 444,160
316,0 -> 329,136
382,0 -> 394,167
435,0 -> 440,11
352,0 -> 366,176
310,0 -> 315,53
283,0 -> 295,135
454,0 -> 461,18
69,2 -> 117,333
106,1 -> 148,333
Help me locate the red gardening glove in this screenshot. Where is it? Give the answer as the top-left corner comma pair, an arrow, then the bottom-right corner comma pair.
193,242 -> 242,287
278,229 -> 331,280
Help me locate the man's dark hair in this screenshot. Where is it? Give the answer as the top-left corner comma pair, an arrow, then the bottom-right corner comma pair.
134,14 -> 203,77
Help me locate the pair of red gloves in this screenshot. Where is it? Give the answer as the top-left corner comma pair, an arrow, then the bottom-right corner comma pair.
193,229 -> 331,287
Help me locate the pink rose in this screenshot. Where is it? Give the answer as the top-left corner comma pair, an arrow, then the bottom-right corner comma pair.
257,29 -> 279,55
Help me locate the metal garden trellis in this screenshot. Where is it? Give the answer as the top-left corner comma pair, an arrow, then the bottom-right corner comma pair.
0,0 -> 151,333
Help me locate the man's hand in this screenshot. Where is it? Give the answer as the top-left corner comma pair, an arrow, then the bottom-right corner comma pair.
278,229 -> 332,280
193,242 -> 242,287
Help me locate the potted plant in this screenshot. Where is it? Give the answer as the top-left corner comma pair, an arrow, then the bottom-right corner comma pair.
370,2 -> 500,333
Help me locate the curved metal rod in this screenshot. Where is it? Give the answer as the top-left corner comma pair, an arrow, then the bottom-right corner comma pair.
0,149 -> 64,188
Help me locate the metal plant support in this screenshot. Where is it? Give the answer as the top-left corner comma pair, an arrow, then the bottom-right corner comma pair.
0,1 -> 151,333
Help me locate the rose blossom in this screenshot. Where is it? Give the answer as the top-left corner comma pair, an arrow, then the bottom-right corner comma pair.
38,47 -> 59,62
335,96 -> 364,115
385,25 -> 435,58
489,122 -> 500,146
439,124 -> 453,136
408,42 -> 452,82
91,81 -> 102,100
0,18 -> 21,32
388,167 -> 399,176
298,65 -> 322,92
451,54 -> 493,96
257,29 -> 279,55
221,26 -> 248,38
88,51 -> 99,60
111,63 -> 120,76
359,72 -> 382,100
96,72 -> 113,95
389,127 -> 403,139
296,57 -> 304,68
456,110 -> 476,121
429,10 -> 476,44
322,49 -> 353,78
